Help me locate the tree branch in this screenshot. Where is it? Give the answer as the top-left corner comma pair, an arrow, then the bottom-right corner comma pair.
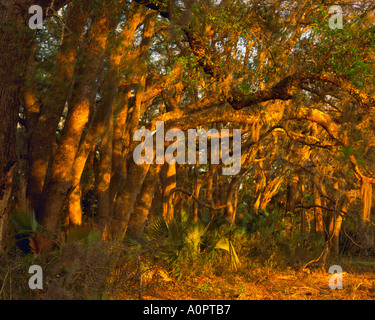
171,187 -> 226,211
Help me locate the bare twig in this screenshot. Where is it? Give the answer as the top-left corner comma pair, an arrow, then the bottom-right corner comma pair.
170,187 -> 226,211
302,245 -> 329,270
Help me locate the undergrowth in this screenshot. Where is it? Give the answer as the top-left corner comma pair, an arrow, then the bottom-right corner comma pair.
1,209 -> 373,300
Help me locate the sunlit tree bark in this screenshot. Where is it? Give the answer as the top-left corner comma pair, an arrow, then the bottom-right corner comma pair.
0,0 -> 72,252
127,165 -> 161,238
27,1 -> 90,210
38,5 -> 113,240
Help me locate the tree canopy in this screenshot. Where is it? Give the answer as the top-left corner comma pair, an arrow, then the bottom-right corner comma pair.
0,0 -> 375,268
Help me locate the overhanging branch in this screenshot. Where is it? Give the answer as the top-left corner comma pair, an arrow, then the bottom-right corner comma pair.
171,187 -> 226,211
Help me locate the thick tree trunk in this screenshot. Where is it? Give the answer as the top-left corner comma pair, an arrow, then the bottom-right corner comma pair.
68,184 -> 82,225
0,0 -> 36,252
109,69 -> 150,238
127,165 -> 160,238
163,163 -> 177,224
328,196 -> 347,257
112,162 -> 150,239
27,1 -> 91,210
329,213 -> 343,257
67,6 -> 149,228
313,183 -> 324,238
68,64 -> 119,227
97,102 -> 114,234
38,10 -> 111,240
108,94 -> 130,213
259,177 -> 284,211
0,0 -> 72,253
225,176 -> 241,225
111,90 -> 130,176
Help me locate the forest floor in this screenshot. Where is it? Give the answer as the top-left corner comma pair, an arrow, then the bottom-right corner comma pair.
109,257 -> 375,300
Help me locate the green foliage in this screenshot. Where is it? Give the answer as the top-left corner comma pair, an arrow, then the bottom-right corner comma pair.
311,10 -> 375,92
0,249 -> 40,300
64,227 -> 101,246
10,210 -> 44,254
11,210 -> 43,237
237,209 -> 326,268
121,212 -> 242,284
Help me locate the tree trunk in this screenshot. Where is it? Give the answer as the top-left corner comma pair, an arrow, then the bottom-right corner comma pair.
0,0 -> 36,252
112,161 -> 151,238
225,176 -> 241,225
328,197 -> 347,257
127,165 -> 160,238
0,165 -> 16,253
313,182 -> 324,238
97,105 -> 114,234
68,62 -> 119,227
163,163 -> 177,223
38,10 -> 111,240
27,1 -> 91,210
68,184 -> 82,226
285,180 -> 297,238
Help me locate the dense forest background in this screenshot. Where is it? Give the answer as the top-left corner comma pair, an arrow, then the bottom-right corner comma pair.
1,0 -> 375,300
